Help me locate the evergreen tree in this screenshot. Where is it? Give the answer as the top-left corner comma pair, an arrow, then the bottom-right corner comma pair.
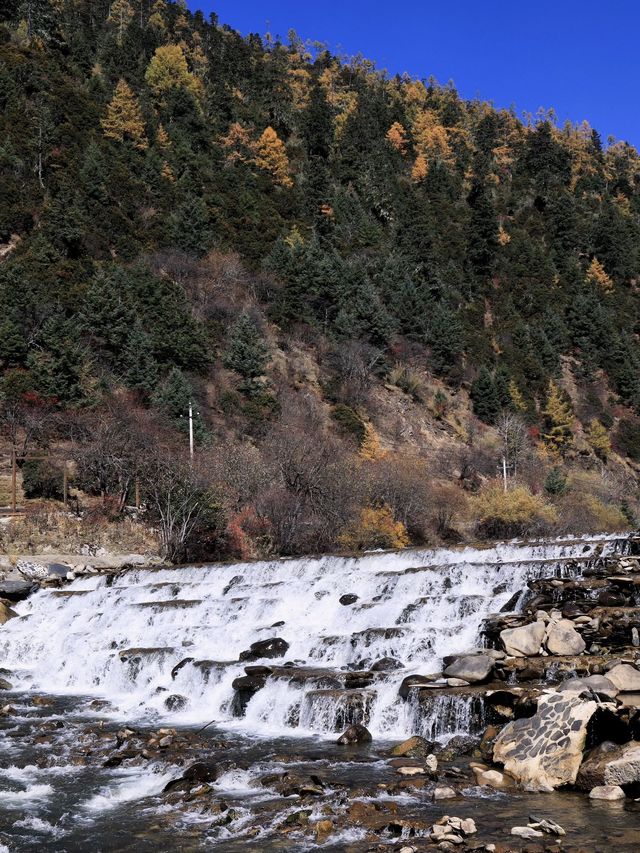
471,366 -> 501,424
223,313 -> 269,381
122,322 -> 159,395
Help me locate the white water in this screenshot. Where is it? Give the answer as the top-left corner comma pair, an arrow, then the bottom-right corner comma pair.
0,535 -> 627,741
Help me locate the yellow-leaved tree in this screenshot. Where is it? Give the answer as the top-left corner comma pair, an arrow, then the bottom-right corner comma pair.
412,109 -> 453,166
253,127 -> 293,188
339,505 -> 410,551
586,419 -> 611,460
411,154 -> 428,183
145,44 -> 201,100
542,380 -> 574,457
586,257 -> 614,293
386,122 -> 408,154
100,79 -> 148,150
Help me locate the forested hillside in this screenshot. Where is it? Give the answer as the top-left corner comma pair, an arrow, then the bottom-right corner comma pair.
1,0 -> 640,560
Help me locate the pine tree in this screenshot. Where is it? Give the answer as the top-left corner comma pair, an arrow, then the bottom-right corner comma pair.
101,79 -> 148,150
122,322 -> 159,395
107,0 -> 133,44
429,303 -> 463,380
586,257 -> 614,293
223,313 -> 269,383
542,380 -> 574,456
471,366 -> 501,424
254,127 -> 293,188
153,367 -> 204,439
169,193 -> 211,255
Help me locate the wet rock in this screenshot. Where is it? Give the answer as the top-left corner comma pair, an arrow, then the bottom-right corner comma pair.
493,691 -> 599,791
398,673 -> 440,699
164,694 -> 188,712
500,621 -> 545,657
0,601 -> 17,625
589,784 -> 626,800
371,656 -> 403,671
391,735 -> 437,758
443,653 -> 494,684
606,663 -> 640,692
0,677 -> 12,689
433,785 -> 456,799
339,593 -> 358,605
170,657 -> 194,679
314,819 -> 333,841
163,761 -> 217,793
0,580 -> 34,601
472,766 -> 509,788
511,826 -> 543,838
238,637 -> 289,662
545,619 -> 586,656
337,723 -> 372,744
231,674 -> 267,714
577,740 -> 640,789
437,734 -> 478,760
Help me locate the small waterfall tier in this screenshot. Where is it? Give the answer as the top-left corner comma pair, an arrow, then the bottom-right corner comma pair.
0,535 -> 629,741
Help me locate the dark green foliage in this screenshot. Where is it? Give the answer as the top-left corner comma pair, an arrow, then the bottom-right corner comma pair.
331,403 -> 366,445
544,466 -> 568,497
21,458 -> 63,500
615,419 -> 640,462
470,366 -> 501,424
0,0 -> 639,451
223,313 -> 269,382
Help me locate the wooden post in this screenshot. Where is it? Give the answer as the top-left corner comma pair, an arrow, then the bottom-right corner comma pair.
63,461 -> 68,506
11,447 -> 16,513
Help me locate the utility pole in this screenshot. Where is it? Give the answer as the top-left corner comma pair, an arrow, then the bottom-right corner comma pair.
189,402 -> 194,459
502,456 -> 508,493
11,447 -> 16,513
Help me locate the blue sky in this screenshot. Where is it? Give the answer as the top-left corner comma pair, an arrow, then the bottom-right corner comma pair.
188,0 -> 640,148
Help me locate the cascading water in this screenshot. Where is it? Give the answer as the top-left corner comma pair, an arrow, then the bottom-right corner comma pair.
0,535 -> 627,743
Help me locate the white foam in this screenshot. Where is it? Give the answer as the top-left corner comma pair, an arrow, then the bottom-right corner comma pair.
0,783 -> 53,805
80,768 -> 175,812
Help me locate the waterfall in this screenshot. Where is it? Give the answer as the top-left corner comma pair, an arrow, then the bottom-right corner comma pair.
0,534 -> 627,741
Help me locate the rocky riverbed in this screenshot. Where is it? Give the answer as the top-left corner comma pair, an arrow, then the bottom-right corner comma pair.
1,536 -> 640,849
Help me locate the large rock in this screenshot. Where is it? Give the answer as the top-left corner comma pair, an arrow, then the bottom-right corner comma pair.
500,621 -> 545,657
577,740 -> 640,789
443,653 -> 494,684
0,580 -> 34,602
391,735 -> 436,758
589,785 -> 625,800
492,691 -> 598,791
545,620 -> 586,656
238,637 -> 289,662
0,601 -> 17,626
336,723 -> 371,745
606,664 -> 640,693
558,675 -> 618,701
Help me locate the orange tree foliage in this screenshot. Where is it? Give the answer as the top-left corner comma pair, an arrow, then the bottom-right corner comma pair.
100,79 -> 148,150
253,127 -> 293,188
339,505 -> 410,551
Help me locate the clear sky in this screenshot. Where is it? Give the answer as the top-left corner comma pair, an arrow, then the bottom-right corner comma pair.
187,0 -> 640,148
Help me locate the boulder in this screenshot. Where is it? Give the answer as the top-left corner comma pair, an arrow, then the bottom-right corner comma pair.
391,735 -> 436,758
500,621 -> 545,657
238,637 -> 289,662
511,826 -> 543,839
606,663 -> 640,693
398,674 -> 439,699
0,677 -> 12,690
231,674 -> 267,714
443,653 -> 494,684
577,740 -> 640,789
589,785 -> 626,800
336,723 -> 372,745
163,694 -> 188,712
433,785 -> 456,800
371,657 -> 403,671
545,619 -> 586,656
492,691 -> 598,791
0,601 -> 17,626
558,675 -> 618,700
339,594 -> 358,605
0,580 -> 34,602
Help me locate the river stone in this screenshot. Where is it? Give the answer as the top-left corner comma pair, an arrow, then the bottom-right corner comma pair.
336,723 -> 372,745
559,675 -> 618,700
238,637 -> 289,662
0,677 -> 12,690
577,740 -> 640,789
0,601 -> 17,625
492,691 -> 598,791
443,653 -> 494,683
589,785 -> 625,800
606,663 -> 640,692
500,621 -> 545,657
391,735 -> 436,758
511,826 -> 543,838
433,785 -> 456,800
472,767 -> 509,788
545,619 -> 586,656
0,580 -> 33,601
339,594 -> 358,605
